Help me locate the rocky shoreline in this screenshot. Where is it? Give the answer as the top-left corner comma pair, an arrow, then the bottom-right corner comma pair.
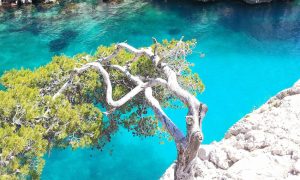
0,0 -> 291,7
161,80 -> 300,180
0,0 -> 55,6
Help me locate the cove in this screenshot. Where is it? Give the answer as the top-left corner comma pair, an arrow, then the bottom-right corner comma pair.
1,0 -> 300,179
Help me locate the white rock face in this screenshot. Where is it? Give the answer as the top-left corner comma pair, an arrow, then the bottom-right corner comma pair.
161,80 -> 300,180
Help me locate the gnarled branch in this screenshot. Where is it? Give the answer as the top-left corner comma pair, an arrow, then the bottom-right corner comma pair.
54,39 -> 207,180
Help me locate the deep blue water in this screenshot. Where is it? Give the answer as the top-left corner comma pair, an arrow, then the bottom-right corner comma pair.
1,0 -> 300,179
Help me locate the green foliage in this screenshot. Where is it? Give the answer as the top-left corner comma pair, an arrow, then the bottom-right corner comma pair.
0,57 -> 103,179
130,55 -> 158,77
0,39 -> 204,179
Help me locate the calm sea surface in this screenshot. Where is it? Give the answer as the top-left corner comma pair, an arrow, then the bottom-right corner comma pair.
1,0 -> 300,179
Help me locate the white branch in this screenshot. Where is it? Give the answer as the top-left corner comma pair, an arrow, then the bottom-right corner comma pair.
55,62 -> 144,107
109,65 -> 143,84
117,43 -> 160,65
116,41 -> 207,136
98,45 -> 122,63
54,62 -> 167,108
114,41 -> 208,174
145,87 -> 186,147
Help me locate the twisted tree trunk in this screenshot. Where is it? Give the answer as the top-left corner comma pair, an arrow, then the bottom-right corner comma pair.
55,39 -> 207,179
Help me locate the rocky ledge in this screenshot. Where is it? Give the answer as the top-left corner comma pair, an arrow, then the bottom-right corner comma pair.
161,80 -> 300,180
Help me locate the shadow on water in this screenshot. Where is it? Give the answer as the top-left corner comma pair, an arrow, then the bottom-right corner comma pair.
149,0 -> 300,42
49,29 -> 79,52
24,20 -> 43,34
168,28 -> 181,35
216,1 -> 300,41
10,18 -> 44,34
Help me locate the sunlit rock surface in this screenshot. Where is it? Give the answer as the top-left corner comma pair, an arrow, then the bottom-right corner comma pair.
162,80 -> 300,180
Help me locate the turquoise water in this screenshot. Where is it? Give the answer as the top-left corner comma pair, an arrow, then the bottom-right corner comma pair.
1,0 -> 300,179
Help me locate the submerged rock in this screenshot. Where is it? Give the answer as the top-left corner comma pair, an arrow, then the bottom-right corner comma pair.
49,29 -> 78,52
161,80 -> 300,179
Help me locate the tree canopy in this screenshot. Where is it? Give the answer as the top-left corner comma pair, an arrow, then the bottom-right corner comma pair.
0,39 -> 204,179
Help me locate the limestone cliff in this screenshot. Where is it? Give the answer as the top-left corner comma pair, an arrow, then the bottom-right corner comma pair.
161,80 -> 300,180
